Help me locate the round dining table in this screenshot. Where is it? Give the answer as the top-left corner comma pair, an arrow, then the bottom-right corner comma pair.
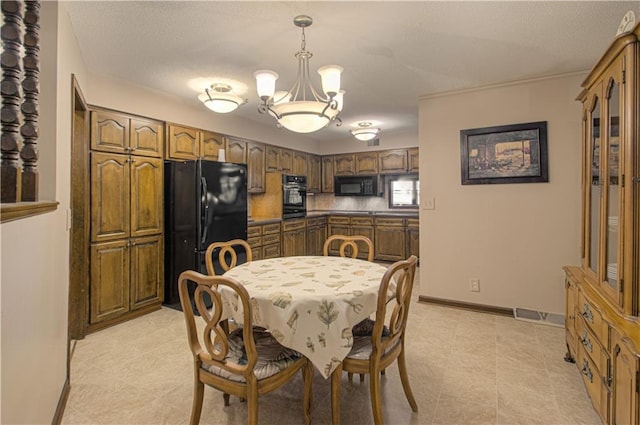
223,255 -> 390,378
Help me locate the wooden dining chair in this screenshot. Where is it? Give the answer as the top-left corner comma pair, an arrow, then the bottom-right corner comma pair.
323,234 -> 374,261
178,270 -> 313,425
330,255 -> 419,425
205,239 -> 253,275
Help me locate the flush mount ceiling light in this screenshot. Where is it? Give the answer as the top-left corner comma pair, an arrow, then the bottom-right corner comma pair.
254,15 -> 344,133
351,122 -> 380,141
198,83 -> 246,114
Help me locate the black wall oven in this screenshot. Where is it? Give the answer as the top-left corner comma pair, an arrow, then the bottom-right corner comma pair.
282,175 -> 306,219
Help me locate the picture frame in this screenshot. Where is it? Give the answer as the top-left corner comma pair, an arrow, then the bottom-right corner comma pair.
460,121 -> 548,185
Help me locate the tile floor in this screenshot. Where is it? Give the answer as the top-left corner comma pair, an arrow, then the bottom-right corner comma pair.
62,280 -> 601,425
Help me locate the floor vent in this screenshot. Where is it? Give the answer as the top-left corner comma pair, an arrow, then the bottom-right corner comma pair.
513,307 -> 565,328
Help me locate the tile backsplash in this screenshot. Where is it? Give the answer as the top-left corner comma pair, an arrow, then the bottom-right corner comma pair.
308,193 -> 391,212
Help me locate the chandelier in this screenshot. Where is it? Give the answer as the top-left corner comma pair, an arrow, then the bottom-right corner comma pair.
254,15 -> 344,133
351,122 -> 380,141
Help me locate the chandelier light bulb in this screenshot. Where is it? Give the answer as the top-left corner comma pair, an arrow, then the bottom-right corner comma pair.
317,65 -> 343,97
254,70 -> 278,100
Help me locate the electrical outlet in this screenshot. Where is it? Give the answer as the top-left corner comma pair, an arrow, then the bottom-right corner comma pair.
470,279 -> 480,292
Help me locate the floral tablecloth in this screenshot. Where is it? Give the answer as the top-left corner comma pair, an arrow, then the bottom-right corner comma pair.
223,256 -> 389,378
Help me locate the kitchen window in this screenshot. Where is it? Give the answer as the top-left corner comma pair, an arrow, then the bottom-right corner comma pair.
388,176 -> 419,208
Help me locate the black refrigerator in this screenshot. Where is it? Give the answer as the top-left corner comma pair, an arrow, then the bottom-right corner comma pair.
164,159 -> 248,309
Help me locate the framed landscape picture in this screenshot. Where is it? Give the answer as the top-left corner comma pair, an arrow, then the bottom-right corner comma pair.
460,121 -> 548,185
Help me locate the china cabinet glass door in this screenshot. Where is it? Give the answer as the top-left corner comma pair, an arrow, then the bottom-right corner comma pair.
588,96 -> 601,276
604,79 -> 620,299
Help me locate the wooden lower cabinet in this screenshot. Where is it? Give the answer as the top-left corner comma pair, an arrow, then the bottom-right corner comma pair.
90,235 -> 163,325
248,222 -> 281,260
90,240 -> 130,324
611,330 -> 640,425
306,217 -> 327,256
130,235 -> 164,309
406,218 -> 419,259
283,229 -> 306,257
374,217 -> 405,261
327,216 -> 351,256
350,216 -> 374,260
565,268 -> 640,425
282,219 -> 306,257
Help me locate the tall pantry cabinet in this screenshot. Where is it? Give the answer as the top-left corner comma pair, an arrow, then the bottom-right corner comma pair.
564,23 -> 639,425
88,109 -> 164,332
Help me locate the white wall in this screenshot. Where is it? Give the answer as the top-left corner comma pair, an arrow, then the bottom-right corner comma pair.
1,2 -> 87,423
419,73 -> 584,314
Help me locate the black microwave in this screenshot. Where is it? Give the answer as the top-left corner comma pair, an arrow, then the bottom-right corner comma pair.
334,176 -> 377,196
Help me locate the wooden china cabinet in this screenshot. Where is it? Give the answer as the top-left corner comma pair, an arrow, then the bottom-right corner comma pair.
564,22 -> 639,425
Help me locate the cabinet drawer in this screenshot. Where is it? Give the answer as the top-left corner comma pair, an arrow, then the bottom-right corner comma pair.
407,218 -> 419,229
262,223 -> 281,235
351,216 -> 374,225
375,217 -> 404,227
263,233 -> 281,245
576,314 -> 608,374
577,347 -> 605,420
263,244 -> 281,259
328,216 -> 350,225
578,291 -> 606,344
247,236 -> 262,248
251,246 -> 262,261
282,218 -> 306,231
306,217 -> 320,227
248,225 -> 262,238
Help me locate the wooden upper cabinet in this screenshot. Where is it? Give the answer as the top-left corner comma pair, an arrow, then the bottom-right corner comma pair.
90,152 -> 130,243
293,151 -> 308,176
200,131 -> 225,161
92,111 -> 165,156
130,156 -> 163,237
307,154 -> 321,193
379,149 -> 408,174
279,149 -> 293,173
91,111 -> 129,154
226,137 -> 247,164
166,124 -> 227,161
266,145 -> 280,172
408,148 -> 419,173
167,124 -> 199,160
334,153 -> 356,175
129,118 -> 163,157
321,155 -> 334,193
247,141 -> 266,193
355,152 -> 378,175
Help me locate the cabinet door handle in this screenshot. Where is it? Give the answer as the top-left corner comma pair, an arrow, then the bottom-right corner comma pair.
579,331 -> 593,353
582,304 -> 594,323
581,360 -> 593,383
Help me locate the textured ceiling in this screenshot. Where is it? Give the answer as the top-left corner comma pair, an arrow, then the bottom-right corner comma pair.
64,1 -> 637,141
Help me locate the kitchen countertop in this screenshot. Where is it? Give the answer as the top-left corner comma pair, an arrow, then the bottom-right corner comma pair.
249,210 -> 418,225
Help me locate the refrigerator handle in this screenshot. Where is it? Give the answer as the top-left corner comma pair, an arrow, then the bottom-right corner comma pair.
200,176 -> 209,248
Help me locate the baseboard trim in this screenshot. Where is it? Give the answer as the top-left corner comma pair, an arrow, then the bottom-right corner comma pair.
418,295 -> 513,317
52,377 -> 70,425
